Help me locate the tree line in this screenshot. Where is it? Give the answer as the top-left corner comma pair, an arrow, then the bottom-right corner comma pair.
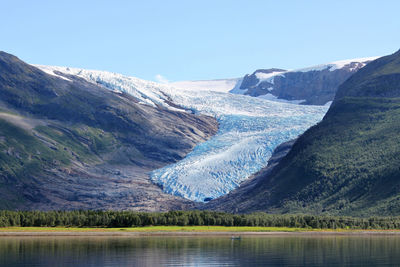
1,210 -> 400,229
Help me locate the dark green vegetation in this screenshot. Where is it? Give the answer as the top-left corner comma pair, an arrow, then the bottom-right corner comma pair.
0,51 -> 218,210
209,50 -> 400,216
1,210 -> 400,229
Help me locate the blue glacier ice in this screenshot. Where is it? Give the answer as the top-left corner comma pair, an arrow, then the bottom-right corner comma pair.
150,110 -> 327,202
146,89 -> 329,202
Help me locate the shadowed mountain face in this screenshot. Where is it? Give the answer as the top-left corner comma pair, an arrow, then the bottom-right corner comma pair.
207,50 -> 400,216
0,52 -> 218,211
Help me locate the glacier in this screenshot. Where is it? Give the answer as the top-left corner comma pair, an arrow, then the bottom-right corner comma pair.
148,91 -> 328,201
34,65 -> 329,202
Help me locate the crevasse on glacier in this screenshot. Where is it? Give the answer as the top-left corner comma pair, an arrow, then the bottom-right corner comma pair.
148,94 -> 328,201
150,114 -> 324,201
34,65 -> 329,202
147,89 -> 327,202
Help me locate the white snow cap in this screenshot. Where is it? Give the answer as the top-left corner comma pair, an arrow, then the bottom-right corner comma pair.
293,56 -> 379,73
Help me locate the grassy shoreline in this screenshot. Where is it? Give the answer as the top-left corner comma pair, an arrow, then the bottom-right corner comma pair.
0,226 -> 309,232
1,226 -> 400,236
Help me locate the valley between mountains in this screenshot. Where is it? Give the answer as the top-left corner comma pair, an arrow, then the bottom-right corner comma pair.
2,49 -> 400,216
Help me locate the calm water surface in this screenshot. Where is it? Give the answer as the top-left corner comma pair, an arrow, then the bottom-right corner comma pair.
1,235 -> 400,266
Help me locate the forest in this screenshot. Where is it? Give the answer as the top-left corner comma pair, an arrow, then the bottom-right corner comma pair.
1,210 -> 400,229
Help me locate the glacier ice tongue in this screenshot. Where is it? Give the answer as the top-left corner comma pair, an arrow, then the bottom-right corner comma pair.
150,111 -> 327,202
149,88 -> 328,202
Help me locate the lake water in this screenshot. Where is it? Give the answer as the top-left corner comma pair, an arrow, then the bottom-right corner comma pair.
1,235 -> 400,266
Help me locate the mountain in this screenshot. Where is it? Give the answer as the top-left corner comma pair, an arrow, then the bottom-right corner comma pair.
1,51 -> 381,211
207,50 -> 400,216
37,65 -> 328,202
170,57 -> 377,106
0,51 -> 218,210
236,57 -> 378,105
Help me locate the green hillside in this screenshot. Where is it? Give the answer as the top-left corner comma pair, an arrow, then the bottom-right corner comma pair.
210,50 -> 400,216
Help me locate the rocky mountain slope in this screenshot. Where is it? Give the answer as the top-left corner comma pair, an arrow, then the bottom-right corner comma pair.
0,51 -> 218,210
207,50 -> 400,216
173,58 -> 378,105
235,57 -> 378,105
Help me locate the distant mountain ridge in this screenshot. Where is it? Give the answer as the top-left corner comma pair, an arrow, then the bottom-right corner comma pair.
207,50 -> 400,216
172,57 -> 378,105
238,58 -> 378,105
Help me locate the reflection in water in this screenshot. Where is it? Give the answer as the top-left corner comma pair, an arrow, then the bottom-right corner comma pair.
1,235 -> 400,266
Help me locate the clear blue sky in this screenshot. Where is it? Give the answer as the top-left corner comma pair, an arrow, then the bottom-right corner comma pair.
1,0 -> 399,82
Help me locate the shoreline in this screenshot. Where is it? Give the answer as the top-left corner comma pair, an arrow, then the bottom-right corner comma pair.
2,231 -> 400,237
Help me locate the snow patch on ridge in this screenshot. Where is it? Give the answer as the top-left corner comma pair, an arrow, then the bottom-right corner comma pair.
170,78 -> 241,93
34,65 -> 175,109
255,71 -> 285,85
36,65 -> 72,81
293,56 -> 379,73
